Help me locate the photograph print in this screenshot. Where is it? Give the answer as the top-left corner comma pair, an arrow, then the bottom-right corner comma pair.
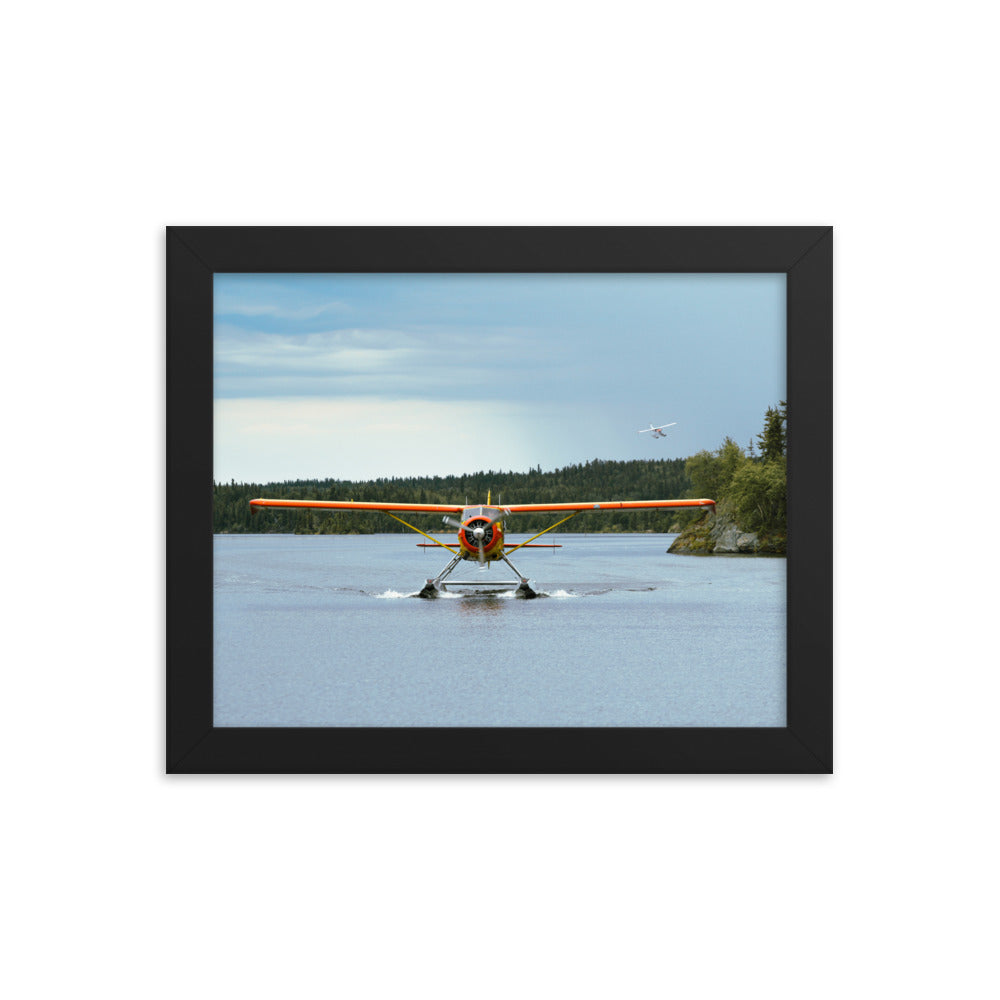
212,270 -> 787,729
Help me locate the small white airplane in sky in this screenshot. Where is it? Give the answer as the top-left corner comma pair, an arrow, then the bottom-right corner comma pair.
638,422 -> 677,439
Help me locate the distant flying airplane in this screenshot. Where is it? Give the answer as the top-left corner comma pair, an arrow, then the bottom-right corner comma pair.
638,422 -> 677,439
250,492 -> 715,598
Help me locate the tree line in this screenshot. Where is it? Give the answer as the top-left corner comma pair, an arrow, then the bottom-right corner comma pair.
682,401 -> 787,535
213,458 -> 692,535
213,404 -> 787,538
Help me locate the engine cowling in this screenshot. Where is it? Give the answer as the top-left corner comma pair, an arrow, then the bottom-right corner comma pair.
456,512 -> 506,561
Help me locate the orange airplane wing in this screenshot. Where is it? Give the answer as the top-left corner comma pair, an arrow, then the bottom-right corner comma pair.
502,499 -> 715,513
250,499 -> 464,514
250,498 -> 714,514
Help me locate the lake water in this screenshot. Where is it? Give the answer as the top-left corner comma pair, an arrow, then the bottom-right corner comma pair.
214,533 -> 786,727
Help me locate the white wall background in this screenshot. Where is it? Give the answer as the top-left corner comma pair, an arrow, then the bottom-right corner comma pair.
4,2 -> 994,997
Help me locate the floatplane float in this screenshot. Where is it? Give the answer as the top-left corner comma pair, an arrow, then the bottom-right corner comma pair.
250,492 -> 716,598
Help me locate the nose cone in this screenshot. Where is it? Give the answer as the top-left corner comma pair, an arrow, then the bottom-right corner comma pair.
458,516 -> 504,560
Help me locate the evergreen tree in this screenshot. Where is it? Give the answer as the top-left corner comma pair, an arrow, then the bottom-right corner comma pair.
729,457 -> 787,533
685,437 -> 748,501
757,401 -> 787,461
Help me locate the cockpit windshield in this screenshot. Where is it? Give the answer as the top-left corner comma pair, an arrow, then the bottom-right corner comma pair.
462,506 -> 502,520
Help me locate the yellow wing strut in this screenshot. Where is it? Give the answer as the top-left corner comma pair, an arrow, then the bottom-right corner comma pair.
384,512 -> 458,553
503,511 -> 581,553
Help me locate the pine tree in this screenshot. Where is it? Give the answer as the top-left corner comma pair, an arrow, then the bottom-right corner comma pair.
757,403 -> 786,461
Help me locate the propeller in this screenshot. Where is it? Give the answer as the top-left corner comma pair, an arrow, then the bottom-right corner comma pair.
442,508 -> 511,564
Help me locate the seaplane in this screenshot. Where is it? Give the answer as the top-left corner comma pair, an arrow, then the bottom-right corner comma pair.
638,422 -> 677,439
250,492 -> 715,598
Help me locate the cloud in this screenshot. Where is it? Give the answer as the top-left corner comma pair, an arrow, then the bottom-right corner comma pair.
213,323 -> 565,401
214,396 -> 561,482
214,300 -> 351,321
214,328 -> 418,374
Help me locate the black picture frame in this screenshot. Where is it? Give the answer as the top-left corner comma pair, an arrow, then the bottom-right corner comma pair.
167,226 -> 832,774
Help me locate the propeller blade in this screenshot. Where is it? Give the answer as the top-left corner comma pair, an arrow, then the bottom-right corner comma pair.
442,516 -> 464,530
477,541 -> 485,564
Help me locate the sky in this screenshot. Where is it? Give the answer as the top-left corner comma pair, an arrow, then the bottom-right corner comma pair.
214,273 -> 785,484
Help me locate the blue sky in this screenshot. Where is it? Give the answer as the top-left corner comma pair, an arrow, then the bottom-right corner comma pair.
214,273 -> 785,483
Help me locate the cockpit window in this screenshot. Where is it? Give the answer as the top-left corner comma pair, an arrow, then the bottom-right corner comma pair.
463,506 -> 503,519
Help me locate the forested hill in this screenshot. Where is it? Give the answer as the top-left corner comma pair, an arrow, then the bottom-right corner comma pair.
214,458 -> 693,535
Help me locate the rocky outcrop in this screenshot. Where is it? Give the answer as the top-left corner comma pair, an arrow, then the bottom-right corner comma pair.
711,521 -> 762,553
668,510 -> 785,555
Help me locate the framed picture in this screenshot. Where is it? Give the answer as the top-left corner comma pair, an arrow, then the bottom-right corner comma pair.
167,226 -> 831,773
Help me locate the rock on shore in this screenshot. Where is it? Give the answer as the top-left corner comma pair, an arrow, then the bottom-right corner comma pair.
667,510 -> 786,555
